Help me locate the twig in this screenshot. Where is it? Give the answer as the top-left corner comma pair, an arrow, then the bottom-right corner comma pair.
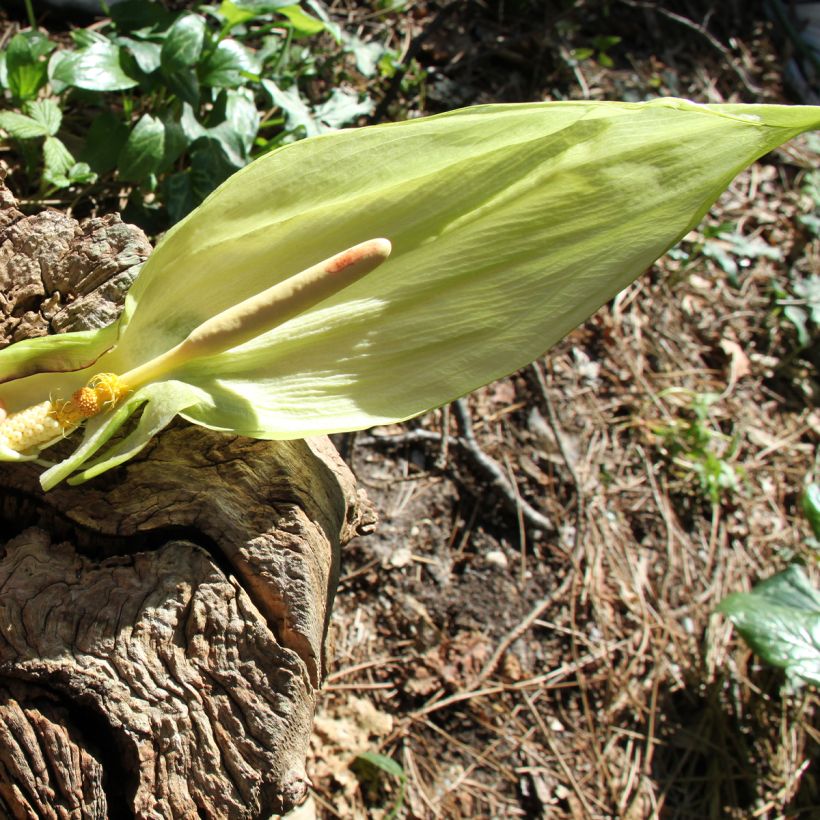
360,404 -> 555,534
530,361 -> 585,554
474,572 -> 575,686
452,398 -> 554,534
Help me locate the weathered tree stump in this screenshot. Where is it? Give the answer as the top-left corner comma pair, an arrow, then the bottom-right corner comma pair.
0,181 -> 371,818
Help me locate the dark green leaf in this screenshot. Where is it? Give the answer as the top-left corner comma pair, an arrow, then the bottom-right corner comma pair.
163,170 -> 197,224
51,42 -> 139,91
117,36 -> 163,74
275,4 -> 325,37
0,111 -> 50,140
803,484 -> 820,540
751,565 -> 820,610
204,89 -> 260,164
6,33 -> 50,101
200,39 -> 259,87
189,137 -> 237,197
162,65 -> 200,107
161,14 -> 206,70
719,566 -> 820,686
158,115 -> 191,172
109,1 -> 174,33
80,112 -> 130,174
118,113 -> 165,181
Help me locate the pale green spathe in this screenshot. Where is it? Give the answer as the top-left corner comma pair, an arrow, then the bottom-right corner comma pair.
0,98 -> 816,489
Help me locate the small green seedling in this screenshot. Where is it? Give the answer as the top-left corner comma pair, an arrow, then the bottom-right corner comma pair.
352,750 -> 406,819
652,391 -> 743,505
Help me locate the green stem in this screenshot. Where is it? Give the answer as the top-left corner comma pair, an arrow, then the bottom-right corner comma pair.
23,0 -> 37,30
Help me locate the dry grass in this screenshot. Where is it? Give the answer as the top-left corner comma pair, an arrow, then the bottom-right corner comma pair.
308,2 -> 819,818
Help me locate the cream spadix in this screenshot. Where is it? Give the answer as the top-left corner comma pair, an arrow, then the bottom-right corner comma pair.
118,237 -> 392,391
0,238 -> 392,459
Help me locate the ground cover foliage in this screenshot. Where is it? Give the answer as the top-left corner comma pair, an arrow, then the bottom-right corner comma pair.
0,0 -> 818,818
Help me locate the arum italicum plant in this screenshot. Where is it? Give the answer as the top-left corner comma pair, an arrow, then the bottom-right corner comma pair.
0,99 -> 818,491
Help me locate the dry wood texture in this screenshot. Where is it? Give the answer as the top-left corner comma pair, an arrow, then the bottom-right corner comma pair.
0,180 -> 369,818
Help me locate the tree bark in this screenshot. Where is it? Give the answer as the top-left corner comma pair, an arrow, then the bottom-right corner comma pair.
0,181 -> 371,819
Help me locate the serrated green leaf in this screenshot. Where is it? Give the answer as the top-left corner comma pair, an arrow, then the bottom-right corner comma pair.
802,484 -> 820,540
719,565 -> 820,686
51,41 -> 139,91
25,99 -> 62,136
276,4 -> 325,36
118,114 -> 165,181
42,136 -> 76,185
161,14 -> 206,70
261,78 -> 320,136
67,162 -> 97,185
0,111 -> 50,140
313,88 -> 373,129
342,34 -> 388,78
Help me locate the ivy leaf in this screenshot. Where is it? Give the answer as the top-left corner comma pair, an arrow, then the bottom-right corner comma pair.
118,113 -> 166,182
719,565 -> 820,686
161,13 -> 207,70
200,39 -> 259,87
117,36 -> 163,75
51,41 -> 139,91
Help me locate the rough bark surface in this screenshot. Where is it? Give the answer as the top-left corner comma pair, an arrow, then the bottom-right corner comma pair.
0,181 -> 371,819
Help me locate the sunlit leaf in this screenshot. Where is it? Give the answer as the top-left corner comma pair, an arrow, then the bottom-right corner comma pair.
0,99 -> 817,489
161,13 -> 207,70
51,41 -> 139,91
719,565 -> 820,686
